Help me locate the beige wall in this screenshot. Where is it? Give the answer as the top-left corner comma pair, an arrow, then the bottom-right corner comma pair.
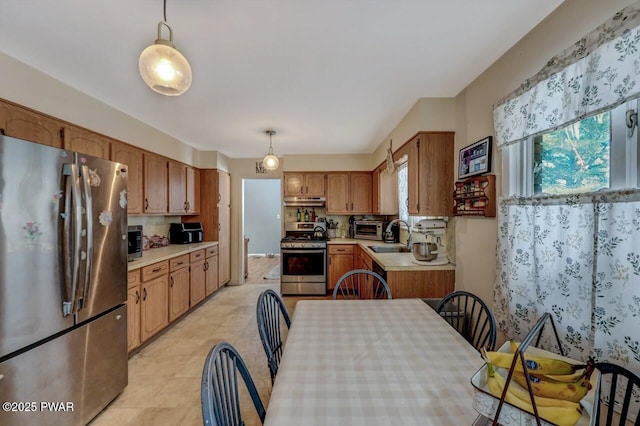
451,0 -> 635,312
370,98 -> 457,168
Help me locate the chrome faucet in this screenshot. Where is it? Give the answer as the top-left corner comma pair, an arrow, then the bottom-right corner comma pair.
385,219 -> 412,249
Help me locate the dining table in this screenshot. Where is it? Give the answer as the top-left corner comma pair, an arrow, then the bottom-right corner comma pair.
263,298 -> 486,426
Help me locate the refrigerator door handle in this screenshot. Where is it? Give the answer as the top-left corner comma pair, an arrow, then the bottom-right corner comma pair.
77,165 -> 93,310
62,163 -> 82,316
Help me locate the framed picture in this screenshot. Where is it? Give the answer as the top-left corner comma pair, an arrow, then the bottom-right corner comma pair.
458,136 -> 492,179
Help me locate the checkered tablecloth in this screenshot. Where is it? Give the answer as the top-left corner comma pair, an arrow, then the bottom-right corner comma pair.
264,299 -> 485,426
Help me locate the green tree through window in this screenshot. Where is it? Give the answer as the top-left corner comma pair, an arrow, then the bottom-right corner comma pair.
533,112 -> 610,194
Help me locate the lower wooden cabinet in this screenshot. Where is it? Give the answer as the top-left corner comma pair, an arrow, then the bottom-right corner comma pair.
169,264 -> 190,322
127,245 -> 221,353
328,245 -> 355,291
127,270 -> 141,352
385,270 -> 455,299
190,259 -> 206,306
205,246 -> 219,295
140,267 -> 169,343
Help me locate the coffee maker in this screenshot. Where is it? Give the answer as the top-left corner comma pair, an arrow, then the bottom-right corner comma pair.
383,222 -> 399,243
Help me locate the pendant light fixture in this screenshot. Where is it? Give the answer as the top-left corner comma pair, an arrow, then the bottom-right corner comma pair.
139,0 -> 192,96
262,130 -> 280,171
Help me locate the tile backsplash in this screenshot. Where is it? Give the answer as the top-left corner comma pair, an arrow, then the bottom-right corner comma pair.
128,216 -> 182,238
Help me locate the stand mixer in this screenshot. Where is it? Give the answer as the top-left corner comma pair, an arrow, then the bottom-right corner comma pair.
411,219 -> 449,265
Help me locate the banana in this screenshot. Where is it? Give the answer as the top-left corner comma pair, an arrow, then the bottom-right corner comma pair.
485,350 -> 584,375
511,371 -> 591,403
508,340 -> 590,384
485,363 -> 583,426
491,369 -> 581,409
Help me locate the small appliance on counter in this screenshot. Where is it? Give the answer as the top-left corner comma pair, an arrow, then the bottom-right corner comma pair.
353,220 -> 385,240
383,222 -> 399,243
128,225 -> 143,261
169,222 -> 204,244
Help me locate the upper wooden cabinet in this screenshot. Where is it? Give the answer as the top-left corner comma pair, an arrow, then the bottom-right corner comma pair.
0,102 -> 63,148
326,172 -> 372,214
398,132 -> 453,216
111,141 -> 144,214
169,162 -> 200,215
283,172 -> 325,196
372,166 -> 398,215
144,152 -> 168,214
186,167 -> 200,214
63,125 -> 111,159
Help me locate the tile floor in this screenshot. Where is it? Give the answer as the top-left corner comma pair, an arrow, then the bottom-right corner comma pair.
91,283 -> 300,426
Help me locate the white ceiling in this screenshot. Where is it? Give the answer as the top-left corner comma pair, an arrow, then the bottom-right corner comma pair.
0,1 -> 564,158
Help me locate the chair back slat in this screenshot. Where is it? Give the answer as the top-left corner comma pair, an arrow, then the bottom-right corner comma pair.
332,269 -> 392,300
256,289 -> 291,383
202,342 -> 266,426
435,291 -> 497,352
595,362 -> 640,426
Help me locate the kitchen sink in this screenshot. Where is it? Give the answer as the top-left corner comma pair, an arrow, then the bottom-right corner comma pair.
368,245 -> 411,253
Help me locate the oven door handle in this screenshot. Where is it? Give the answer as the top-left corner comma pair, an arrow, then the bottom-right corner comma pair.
281,249 -> 326,254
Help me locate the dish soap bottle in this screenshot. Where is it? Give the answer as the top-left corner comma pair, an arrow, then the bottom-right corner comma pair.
296,208 -> 301,222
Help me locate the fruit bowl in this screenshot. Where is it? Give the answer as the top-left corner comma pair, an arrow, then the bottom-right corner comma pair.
470,341 -> 600,426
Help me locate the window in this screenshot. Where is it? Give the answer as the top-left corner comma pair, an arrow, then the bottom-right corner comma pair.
503,100 -> 639,197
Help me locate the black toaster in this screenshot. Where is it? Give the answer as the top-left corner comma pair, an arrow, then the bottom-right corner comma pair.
169,222 -> 204,244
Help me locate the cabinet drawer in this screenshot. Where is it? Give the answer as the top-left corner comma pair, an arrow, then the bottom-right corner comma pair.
329,245 -> 354,255
128,269 -> 140,289
205,246 -> 218,258
170,254 -> 189,271
190,249 -> 205,263
141,261 -> 169,282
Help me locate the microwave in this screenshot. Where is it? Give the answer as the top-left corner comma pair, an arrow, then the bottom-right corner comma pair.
353,220 -> 385,240
127,225 -> 143,261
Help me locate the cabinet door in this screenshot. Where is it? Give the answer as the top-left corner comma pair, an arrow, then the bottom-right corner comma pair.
140,275 -> 169,342
218,170 -> 231,206
326,173 -> 349,214
205,254 -> 219,295
0,102 -> 63,148
111,142 -> 144,214
304,173 -> 325,196
283,173 -> 304,196
190,260 -> 206,305
63,125 -> 111,159
350,172 -> 372,213
144,152 -> 168,214
169,267 -> 190,322
418,132 -> 454,216
126,285 -> 141,352
168,161 -> 187,214
186,167 -> 200,214
218,205 -> 231,285
376,169 -> 398,215
407,137 -> 420,215
328,253 -> 354,292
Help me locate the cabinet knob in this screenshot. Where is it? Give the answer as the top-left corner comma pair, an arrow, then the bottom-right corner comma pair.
143,288 -> 147,301
135,290 -> 140,304
145,198 -> 149,211
170,276 -> 174,287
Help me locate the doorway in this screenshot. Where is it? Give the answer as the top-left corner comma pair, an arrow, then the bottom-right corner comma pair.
242,179 -> 282,284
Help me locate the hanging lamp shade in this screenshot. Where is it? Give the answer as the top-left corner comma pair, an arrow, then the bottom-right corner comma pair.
139,21 -> 192,96
263,130 -> 279,171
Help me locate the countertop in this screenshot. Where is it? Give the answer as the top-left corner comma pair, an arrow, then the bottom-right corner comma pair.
327,238 -> 455,272
128,241 -> 219,271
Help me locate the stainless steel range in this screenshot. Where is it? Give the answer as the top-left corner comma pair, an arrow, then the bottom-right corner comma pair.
280,222 -> 327,296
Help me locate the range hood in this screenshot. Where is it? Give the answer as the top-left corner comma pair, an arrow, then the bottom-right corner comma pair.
283,196 -> 326,207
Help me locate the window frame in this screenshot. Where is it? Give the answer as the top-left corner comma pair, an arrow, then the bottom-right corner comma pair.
502,100 -> 639,197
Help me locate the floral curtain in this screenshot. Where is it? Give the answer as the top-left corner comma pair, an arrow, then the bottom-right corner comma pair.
494,191 -> 640,419
493,2 -> 640,148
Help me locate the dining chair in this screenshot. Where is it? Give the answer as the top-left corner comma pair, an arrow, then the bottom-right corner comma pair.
256,288 -> 291,384
595,362 -> 640,426
201,341 -> 266,426
435,290 -> 497,351
332,269 -> 392,300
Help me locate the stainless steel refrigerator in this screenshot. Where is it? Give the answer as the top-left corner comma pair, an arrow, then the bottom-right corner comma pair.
0,135 -> 128,425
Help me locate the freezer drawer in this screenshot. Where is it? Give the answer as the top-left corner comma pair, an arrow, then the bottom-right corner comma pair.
0,305 -> 128,426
